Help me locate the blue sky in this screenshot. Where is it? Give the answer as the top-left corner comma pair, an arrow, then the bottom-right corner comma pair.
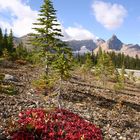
0,0 -> 140,45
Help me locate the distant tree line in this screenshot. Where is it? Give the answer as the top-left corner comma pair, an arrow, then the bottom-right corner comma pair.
0,27 -> 30,61
0,28 -> 15,56
75,49 -> 140,70
107,51 -> 140,70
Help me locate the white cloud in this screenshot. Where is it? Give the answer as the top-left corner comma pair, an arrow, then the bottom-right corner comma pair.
92,1 -> 127,30
0,0 -> 38,36
62,26 -> 97,41
0,0 -> 97,41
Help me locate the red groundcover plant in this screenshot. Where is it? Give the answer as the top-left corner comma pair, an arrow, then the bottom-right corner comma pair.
10,108 -> 102,140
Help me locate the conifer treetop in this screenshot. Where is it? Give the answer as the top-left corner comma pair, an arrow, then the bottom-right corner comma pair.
32,0 -> 63,49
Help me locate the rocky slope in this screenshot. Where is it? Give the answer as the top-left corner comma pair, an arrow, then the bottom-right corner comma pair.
94,35 -> 140,57
65,39 -> 97,51
0,62 -> 140,139
121,44 -> 140,57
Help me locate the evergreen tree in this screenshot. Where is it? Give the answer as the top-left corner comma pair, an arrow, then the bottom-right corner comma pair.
53,52 -> 72,80
135,55 -> 139,69
106,51 -> 140,70
95,52 -> 115,86
114,69 -> 123,92
0,28 -> 3,55
31,0 -> 72,109
52,52 -> 72,108
3,29 -> 8,51
108,51 -> 116,66
8,29 -> 14,53
114,64 -> 125,91
91,52 -> 96,65
32,0 -> 63,75
16,42 -> 28,59
80,53 -> 93,80
85,53 -> 93,69
96,47 -> 102,61
116,53 -> 122,67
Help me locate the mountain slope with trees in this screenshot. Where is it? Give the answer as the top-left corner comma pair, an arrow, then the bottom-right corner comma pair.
14,33 -> 140,58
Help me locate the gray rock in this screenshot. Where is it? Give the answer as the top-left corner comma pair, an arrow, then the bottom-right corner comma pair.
4,74 -> 14,81
4,74 -> 19,82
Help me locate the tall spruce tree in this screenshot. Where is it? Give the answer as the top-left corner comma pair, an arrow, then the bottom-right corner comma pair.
0,28 -> 3,55
3,29 -> 8,51
31,0 -> 72,108
8,29 -> 14,53
32,0 -> 63,75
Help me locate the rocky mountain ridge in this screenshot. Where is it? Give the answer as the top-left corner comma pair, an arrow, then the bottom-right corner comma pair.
94,35 -> 140,57
14,34 -> 140,57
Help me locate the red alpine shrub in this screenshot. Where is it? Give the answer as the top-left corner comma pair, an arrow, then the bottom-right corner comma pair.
11,108 -> 102,140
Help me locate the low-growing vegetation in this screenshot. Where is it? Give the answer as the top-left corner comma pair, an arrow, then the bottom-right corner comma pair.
10,108 -> 102,140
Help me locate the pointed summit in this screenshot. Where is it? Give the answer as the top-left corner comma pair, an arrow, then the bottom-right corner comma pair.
111,34 -> 118,39
107,34 -> 123,50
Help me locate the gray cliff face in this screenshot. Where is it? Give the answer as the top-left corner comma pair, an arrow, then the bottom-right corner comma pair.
66,39 -> 97,51
95,38 -> 105,46
106,35 -> 123,50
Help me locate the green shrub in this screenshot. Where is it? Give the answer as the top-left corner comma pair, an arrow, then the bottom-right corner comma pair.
0,84 -> 17,95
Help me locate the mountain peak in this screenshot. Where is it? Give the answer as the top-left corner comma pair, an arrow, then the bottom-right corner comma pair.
107,35 -> 123,50
111,34 -> 118,39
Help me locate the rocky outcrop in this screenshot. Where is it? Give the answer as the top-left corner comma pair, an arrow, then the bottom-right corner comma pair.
94,35 -> 140,57
66,39 -> 97,51
106,35 -> 123,50
121,44 -> 140,57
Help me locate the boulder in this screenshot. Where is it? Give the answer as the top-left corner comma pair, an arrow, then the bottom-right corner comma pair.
4,74 -> 19,82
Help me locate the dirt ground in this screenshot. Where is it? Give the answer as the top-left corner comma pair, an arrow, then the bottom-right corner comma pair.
0,62 -> 140,139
